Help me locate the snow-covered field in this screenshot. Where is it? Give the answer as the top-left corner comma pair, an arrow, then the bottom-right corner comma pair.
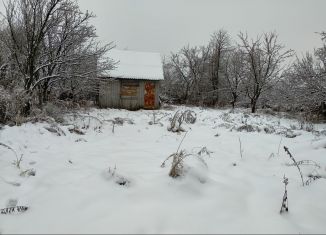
1,106 -> 326,234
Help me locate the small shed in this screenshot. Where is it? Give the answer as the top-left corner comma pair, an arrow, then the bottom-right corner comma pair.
98,49 -> 164,110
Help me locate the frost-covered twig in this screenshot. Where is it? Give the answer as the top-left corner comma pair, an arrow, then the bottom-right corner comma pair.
13,155 -> 23,169
68,127 -> 85,135
0,142 -> 18,159
44,125 -> 66,136
0,142 -> 23,169
197,147 -> 213,158
105,166 -> 130,186
277,137 -> 283,156
161,132 -> 188,170
280,176 -> 289,214
268,137 -> 283,160
149,111 -> 169,125
238,137 -> 244,159
286,160 -> 321,169
68,113 -> 104,125
305,174 -> 322,186
284,146 -> 305,186
177,132 -> 188,153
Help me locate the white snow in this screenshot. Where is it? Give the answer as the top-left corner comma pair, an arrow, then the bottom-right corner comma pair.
0,106 -> 326,234
105,49 -> 164,80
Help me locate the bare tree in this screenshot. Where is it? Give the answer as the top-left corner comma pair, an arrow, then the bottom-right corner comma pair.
315,32 -> 326,76
169,45 -> 209,103
267,32 -> 326,115
161,58 -> 183,103
2,0 -> 63,93
0,41 -> 9,84
35,2 -> 114,104
285,51 -> 326,114
239,32 -> 293,113
224,48 -> 246,108
208,30 -> 231,105
1,0 -> 114,108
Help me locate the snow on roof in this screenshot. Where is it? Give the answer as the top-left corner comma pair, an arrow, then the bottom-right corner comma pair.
106,49 -> 164,81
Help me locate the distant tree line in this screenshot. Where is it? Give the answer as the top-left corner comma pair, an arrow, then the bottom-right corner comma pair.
0,0 -> 325,125
162,30 -> 326,118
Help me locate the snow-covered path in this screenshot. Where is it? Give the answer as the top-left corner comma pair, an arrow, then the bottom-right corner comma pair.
1,107 -> 326,234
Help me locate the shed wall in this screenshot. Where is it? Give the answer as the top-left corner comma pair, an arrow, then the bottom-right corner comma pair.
98,79 -> 161,110
99,80 -> 120,108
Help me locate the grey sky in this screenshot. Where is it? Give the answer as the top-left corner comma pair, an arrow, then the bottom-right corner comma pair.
75,0 -> 325,56
1,0 -> 325,56
74,0 -> 326,54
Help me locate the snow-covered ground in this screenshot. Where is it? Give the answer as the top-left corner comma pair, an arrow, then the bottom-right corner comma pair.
0,106 -> 326,234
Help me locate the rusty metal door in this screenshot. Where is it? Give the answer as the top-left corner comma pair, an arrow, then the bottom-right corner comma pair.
144,82 -> 155,109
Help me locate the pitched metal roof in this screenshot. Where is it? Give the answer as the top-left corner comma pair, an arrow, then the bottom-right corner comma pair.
106,49 -> 164,81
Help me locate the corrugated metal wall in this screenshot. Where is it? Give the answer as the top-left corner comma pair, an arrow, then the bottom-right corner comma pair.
98,79 -> 161,110
99,80 -> 121,108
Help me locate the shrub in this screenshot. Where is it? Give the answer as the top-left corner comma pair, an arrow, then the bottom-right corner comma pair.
161,133 -> 209,179
0,87 -> 33,125
42,103 -> 65,123
167,110 -> 197,133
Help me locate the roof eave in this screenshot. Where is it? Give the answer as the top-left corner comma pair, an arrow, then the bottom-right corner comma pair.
98,76 -> 164,81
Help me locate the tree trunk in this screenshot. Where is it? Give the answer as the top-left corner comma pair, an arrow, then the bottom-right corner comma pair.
231,101 -> 235,109
37,85 -> 43,107
251,99 -> 257,113
42,81 -> 49,104
211,79 -> 219,106
214,89 -> 219,106
231,92 -> 237,109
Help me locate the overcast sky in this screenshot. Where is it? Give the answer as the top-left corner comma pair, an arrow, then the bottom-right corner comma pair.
75,0 -> 326,56
1,0 -> 325,56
